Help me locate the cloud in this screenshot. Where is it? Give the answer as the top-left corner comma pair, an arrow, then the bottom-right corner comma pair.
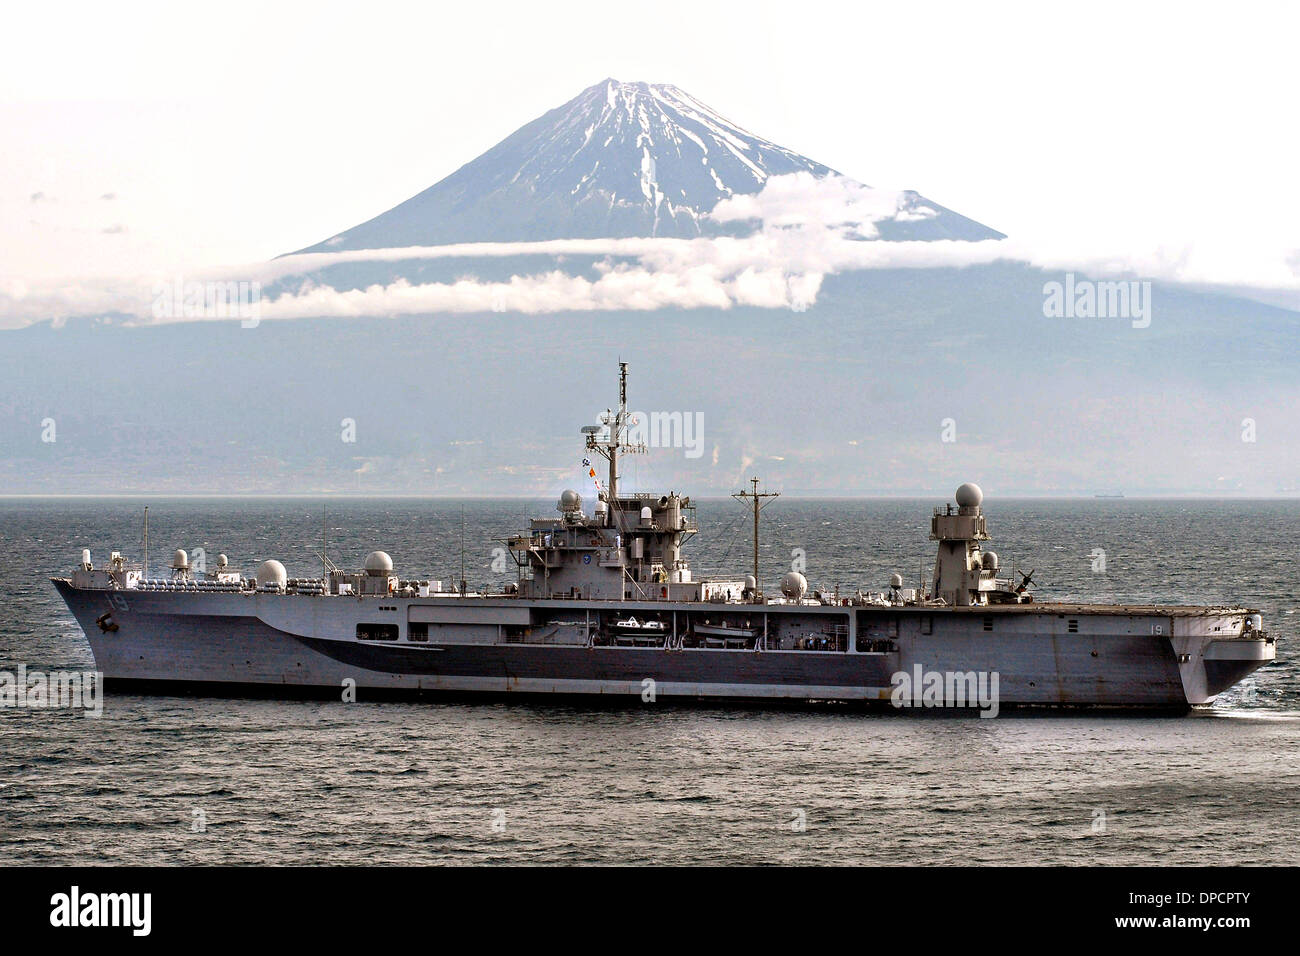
101,224 -> 127,235
99,192 -> 118,201
710,170 -> 931,237
0,275 -> 155,324
29,191 -> 52,203
259,266 -> 755,319
4,173 -> 1300,329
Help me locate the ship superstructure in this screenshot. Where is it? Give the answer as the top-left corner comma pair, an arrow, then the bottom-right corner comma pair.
52,364 -> 1275,712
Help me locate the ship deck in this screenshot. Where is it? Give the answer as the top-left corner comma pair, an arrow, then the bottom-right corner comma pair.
945,603 -> 1247,616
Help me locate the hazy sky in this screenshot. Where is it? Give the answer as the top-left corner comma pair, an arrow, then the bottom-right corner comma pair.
3,0 -> 1298,296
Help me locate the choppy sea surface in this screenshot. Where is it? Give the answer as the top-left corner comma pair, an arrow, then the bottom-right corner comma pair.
2,496 -> 1297,865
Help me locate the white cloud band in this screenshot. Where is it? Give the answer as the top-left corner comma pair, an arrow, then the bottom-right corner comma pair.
2,173 -> 1297,327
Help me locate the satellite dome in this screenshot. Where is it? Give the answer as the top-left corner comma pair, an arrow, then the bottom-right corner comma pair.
364,551 -> 394,575
744,575 -> 757,591
255,559 -> 287,589
216,553 -> 229,568
780,571 -> 808,600
172,549 -> 189,569
558,489 -> 582,512
889,573 -> 904,588
955,482 -> 984,508
982,551 -> 999,571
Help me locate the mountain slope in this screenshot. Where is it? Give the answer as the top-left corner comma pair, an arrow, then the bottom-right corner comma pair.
5,264 -> 1298,495
295,79 -> 1004,251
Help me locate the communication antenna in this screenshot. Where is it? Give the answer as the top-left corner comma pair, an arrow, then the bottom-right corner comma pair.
313,504 -> 341,577
584,361 -> 647,530
459,505 -> 467,596
732,476 -> 780,587
142,506 -> 149,578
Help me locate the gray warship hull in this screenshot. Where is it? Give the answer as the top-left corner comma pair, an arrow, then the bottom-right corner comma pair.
52,580 -> 1273,711
49,364 -> 1275,713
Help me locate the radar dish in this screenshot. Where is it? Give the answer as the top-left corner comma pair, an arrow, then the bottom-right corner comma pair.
780,571 -> 808,600
255,559 -> 287,589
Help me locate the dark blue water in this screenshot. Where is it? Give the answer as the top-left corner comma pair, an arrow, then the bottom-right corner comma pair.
2,497 -> 1297,864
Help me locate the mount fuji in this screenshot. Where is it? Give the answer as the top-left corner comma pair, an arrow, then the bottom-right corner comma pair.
2,80 -> 1297,497
295,78 -> 1003,251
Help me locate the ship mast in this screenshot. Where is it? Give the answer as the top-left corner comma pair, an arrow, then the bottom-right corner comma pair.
585,361 -> 645,526
732,476 -> 779,587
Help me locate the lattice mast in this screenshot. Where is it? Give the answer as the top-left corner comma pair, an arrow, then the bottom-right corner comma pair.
585,361 -> 646,525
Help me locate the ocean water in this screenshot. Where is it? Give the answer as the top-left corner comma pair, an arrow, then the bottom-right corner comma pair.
2,496 -> 1297,865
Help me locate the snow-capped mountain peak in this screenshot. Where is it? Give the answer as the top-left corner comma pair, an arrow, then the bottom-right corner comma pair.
544,78 -> 831,211
296,79 -> 1001,252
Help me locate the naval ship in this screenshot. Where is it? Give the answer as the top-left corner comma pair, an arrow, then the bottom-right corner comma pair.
53,364 -> 1274,712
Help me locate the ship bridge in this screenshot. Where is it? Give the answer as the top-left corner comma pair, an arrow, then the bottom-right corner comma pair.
508,489 -> 724,601
507,362 -> 745,603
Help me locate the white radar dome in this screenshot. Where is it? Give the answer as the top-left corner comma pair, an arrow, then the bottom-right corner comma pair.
172,549 -> 189,569
558,489 -> 582,512
364,551 -> 394,575
216,554 -> 229,568
780,571 -> 808,600
982,551 -> 999,571
955,482 -> 984,508
255,559 -> 287,589
889,573 -> 904,588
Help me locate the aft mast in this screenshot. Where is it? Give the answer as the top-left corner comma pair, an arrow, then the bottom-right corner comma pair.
732,476 -> 779,588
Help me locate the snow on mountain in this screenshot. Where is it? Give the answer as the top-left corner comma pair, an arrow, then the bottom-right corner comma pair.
295,79 -> 1003,252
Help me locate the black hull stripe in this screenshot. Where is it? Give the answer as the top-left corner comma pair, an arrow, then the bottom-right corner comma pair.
97,677 -> 1192,715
